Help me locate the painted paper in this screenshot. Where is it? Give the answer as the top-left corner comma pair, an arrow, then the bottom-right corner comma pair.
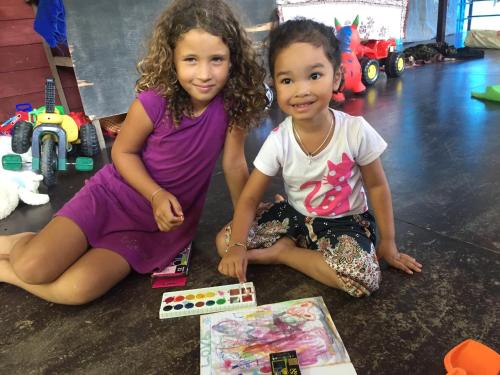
200,297 -> 356,374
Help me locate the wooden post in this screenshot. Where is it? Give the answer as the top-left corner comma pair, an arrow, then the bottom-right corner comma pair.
436,0 -> 448,43
92,119 -> 108,153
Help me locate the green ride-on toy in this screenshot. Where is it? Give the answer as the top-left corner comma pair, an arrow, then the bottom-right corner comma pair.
5,78 -> 98,186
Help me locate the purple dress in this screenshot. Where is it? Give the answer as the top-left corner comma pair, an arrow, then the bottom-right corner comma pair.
56,90 -> 228,273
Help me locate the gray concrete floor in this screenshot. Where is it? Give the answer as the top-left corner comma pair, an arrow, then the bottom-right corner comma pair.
1,50 -> 499,374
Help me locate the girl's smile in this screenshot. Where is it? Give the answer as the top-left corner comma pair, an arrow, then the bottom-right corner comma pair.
174,28 -> 231,115
192,84 -> 217,96
274,42 -> 340,125
291,101 -> 315,112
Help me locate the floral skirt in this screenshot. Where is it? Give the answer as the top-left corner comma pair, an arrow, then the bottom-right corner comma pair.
224,201 -> 381,297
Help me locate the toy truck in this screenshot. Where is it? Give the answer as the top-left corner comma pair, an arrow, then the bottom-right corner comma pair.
334,16 -> 405,102
357,38 -> 405,86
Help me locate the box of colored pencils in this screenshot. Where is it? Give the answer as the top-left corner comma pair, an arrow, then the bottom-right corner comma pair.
159,282 -> 256,319
151,244 -> 191,288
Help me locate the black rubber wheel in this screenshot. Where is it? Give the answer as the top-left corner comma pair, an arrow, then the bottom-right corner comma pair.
11,121 -> 33,154
41,137 -> 57,187
360,58 -> 380,86
79,123 -> 99,157
385,52 -> 405,77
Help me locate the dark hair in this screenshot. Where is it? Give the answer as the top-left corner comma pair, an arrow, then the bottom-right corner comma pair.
136,0 -> 267,129
268,18 -> 341,78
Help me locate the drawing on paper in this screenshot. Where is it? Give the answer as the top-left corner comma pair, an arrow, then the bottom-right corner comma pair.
200,296 -> 356,374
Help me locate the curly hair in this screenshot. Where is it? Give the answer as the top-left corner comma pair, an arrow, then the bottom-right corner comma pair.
136,0 -> 267,130
268,18 -> 341,78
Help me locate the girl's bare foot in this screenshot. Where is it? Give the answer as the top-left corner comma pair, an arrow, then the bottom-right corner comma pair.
247,236 -> 295,264
0,232 -> 35,257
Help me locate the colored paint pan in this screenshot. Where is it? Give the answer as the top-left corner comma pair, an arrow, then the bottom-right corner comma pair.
159,282 -> 257,319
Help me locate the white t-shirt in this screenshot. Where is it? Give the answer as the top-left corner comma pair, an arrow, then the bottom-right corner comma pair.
254,109 -> 387,219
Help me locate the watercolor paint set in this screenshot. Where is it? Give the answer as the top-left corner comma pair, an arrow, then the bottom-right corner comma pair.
159,282 -> 256,319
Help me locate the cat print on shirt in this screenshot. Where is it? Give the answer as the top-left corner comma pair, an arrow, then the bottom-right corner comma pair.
300,153 -> 354,216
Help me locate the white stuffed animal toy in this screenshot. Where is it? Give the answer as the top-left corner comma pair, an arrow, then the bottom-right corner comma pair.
0,135 -> 49,220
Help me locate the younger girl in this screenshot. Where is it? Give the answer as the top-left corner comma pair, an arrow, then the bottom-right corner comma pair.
217,18 -> 422,297
0,0 -> 267,304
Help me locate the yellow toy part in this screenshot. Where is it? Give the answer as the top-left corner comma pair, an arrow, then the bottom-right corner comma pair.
60,115 -> 79,143
35,113 -> 79,143
36,111 -> 63,125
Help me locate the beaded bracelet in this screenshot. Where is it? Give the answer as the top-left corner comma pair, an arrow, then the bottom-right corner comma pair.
150,188 -> 164,203
225,242 -> 247,253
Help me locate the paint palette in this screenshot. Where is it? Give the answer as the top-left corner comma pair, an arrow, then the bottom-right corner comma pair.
159,282 -> 257,319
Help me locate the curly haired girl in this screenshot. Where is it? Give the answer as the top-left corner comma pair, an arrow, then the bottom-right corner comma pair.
0,0 -> 267,305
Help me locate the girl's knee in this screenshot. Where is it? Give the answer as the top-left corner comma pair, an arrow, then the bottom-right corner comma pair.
320,235 -> 381,297
11,251 -> 57,284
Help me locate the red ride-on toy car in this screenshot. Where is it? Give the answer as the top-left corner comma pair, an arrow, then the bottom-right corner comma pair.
333,16 -> 405,102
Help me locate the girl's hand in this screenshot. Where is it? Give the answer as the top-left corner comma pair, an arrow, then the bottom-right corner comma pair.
151,190 -> 184,232
376,239 -> 422,275
218,246 -> 248,283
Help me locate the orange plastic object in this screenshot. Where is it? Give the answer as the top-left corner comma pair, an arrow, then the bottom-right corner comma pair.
444,339 -> 500,375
